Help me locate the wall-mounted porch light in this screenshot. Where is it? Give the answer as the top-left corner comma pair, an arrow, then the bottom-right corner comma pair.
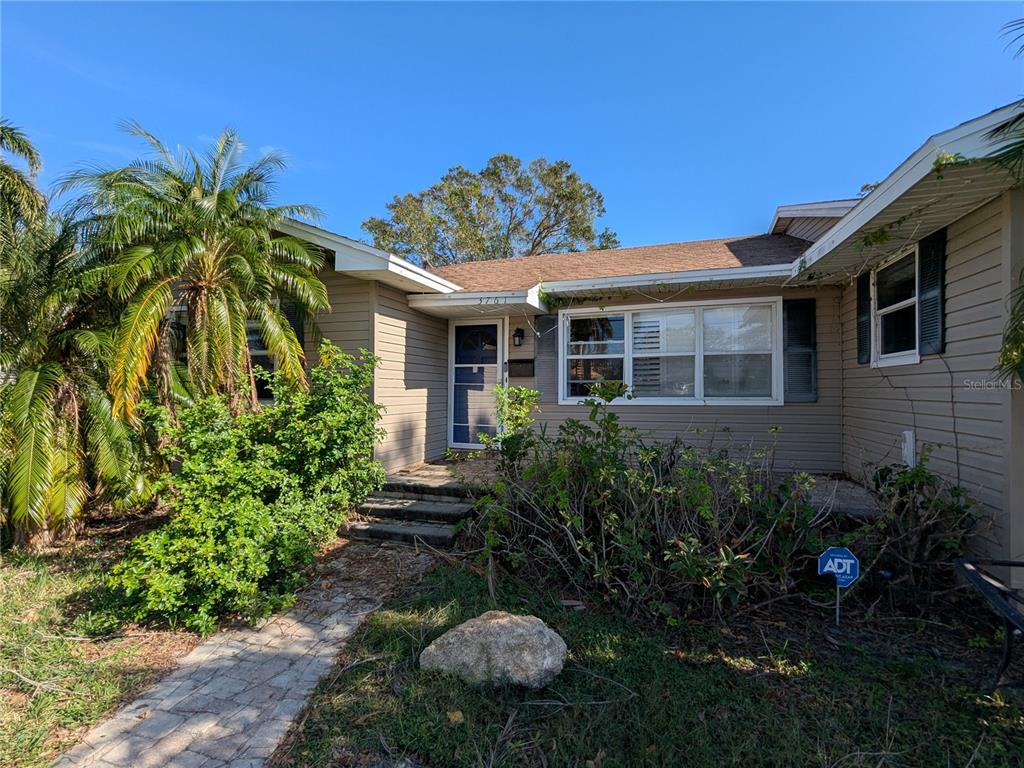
512,327 -> 525,347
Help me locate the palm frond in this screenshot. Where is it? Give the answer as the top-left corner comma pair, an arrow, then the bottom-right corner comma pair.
0,162 -> 46,223
57,329 -> 116,363
0,119 -> 42,174
168,361 -> 196,408
82,382 -> 134,489
1004,18 -> 1024,59
2,364 -> 62,529
269,262 -> 330,312
118,119 -> 180,169
251,300 -> 306,387
46,419 -> 87,530
110,278 -> 175,418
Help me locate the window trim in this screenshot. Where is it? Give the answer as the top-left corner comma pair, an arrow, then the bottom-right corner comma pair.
564,313 -> 627,399
557,297 -> 785,406
870,247 -> 920,369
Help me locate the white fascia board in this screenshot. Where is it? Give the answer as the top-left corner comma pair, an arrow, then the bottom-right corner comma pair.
768,199 -> 860,234
277,219 -> 461,294
540,262 -> 794,294
408,285 -> 547,316
790,100 -> 1024,280
373,256 -> 463,294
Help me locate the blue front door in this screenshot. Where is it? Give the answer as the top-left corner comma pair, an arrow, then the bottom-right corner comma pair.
451,322 -> 501,447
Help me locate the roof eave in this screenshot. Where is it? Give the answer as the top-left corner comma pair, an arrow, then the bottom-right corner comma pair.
277,219 -> 462,294
407,285 -> 548,318
769,199 -> 860,235
790,100 -> 1024,282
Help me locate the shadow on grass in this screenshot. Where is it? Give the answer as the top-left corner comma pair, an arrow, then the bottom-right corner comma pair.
271,565 -> 1024,768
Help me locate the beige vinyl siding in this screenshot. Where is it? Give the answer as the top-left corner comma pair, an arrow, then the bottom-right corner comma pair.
310,271 -> 373,356
514,286 -> 844,474
373,284 -> 449,471
507,315 -> 537,389
840,197 -> 1008,533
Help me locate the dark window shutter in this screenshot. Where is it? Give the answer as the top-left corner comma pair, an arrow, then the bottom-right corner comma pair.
281,299 -> 305,349
918,228 -> 947,356
783,299 -> 817,403
532,315 -> 559,404
856,272 -> 871,364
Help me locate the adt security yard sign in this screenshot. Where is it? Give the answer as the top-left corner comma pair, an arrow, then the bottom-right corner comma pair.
818,547 -> 860,588
818,547 -> 860,626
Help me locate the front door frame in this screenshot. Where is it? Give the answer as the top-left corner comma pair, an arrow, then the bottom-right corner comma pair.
448,317 -> 507,450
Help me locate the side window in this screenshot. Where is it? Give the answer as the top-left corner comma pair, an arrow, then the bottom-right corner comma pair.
871,251 -> 919,367
565,315 -> 625,397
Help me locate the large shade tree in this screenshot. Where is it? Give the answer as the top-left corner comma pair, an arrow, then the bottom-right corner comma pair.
363,154 -> 619,268
61,125 -> 329,418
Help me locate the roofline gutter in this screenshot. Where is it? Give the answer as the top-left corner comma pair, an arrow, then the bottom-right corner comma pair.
539,262 -> 794,294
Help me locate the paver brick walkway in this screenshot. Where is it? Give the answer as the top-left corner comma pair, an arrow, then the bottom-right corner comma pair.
54,542 -> 434,768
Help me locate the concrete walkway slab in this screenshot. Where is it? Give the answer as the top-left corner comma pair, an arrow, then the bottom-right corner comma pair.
53,542 -> 433,768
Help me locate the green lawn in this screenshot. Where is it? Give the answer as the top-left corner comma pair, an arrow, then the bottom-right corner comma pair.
0,530 -> 195,768
273,565 -> 1024,768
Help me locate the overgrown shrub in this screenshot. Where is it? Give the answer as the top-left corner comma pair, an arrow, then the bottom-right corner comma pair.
855,451 -> 979,602
479,385 -> 822,618
478,385 -> 978,620
110,342 -> 385,633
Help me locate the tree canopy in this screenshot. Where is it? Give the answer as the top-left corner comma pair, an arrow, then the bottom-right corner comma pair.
362,154 -> 618,268
0,118 -> 46,249
0,125 -> 140,544
60,124 -> 329,418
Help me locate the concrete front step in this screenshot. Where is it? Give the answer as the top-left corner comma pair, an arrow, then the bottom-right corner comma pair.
377,488 -> 472,504
359,495 -> 474,524
346,518 -> 456,547
382,478 -> 468,498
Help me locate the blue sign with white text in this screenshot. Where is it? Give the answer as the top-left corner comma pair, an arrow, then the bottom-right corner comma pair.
818,547 -> 860,589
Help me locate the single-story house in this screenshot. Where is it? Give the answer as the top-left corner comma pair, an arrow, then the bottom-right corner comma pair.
279,100 -> 1024,575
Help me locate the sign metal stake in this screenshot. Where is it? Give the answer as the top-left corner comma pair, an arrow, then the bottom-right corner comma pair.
818,547 -> 860,628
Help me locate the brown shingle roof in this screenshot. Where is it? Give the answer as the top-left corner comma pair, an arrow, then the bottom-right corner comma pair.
429,234 -> 811,292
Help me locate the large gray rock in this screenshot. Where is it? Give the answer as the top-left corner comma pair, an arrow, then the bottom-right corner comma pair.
419,610 -> 567,689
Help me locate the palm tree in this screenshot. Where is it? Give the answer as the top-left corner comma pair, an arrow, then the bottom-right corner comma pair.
0,118 -> 45,240
60,124 -> 329,418
990,21 -> 1024,380
0,216 -> 139,547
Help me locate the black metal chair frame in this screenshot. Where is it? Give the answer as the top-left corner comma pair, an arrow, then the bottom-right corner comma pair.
955,559 -> 1024,691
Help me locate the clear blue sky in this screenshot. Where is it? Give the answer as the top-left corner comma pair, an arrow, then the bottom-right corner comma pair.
3,2 -> 1022,247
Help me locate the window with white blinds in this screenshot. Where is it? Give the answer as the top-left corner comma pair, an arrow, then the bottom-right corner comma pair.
559,299 -> 783,405
631,309 -> 696,398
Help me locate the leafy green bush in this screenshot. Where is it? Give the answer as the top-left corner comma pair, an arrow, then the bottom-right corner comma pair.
479,385 -> 541,466
478,387 -> 977,620
110,342 -> 385,633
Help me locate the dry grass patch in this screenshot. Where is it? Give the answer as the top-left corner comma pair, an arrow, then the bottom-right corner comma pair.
0,516 -> 196,768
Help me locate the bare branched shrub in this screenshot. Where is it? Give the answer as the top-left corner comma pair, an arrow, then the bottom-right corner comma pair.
477,386 -> 826,620
476,386 -> 979,620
